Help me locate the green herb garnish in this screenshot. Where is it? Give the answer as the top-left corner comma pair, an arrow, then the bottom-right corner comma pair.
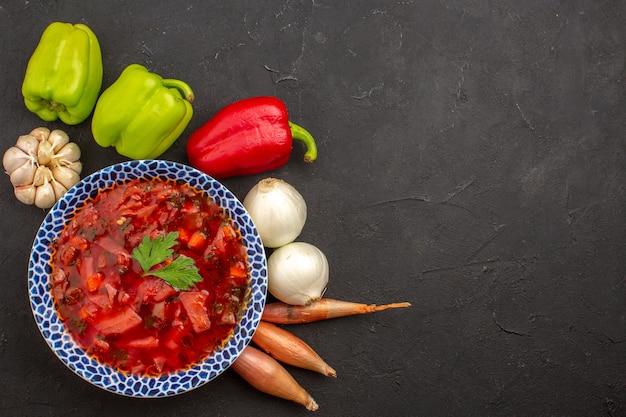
131,231 -> 202,290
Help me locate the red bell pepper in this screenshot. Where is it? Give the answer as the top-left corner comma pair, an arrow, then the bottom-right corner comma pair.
186,96 -> 317,178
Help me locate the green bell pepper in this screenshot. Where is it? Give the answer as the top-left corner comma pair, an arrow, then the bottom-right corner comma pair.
22,22 -> 103,125
91,64 -> 194,159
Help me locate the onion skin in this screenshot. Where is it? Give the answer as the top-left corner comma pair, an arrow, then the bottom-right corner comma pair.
262,298 -> 412,324
253,321 -> 336,377
243,177 -> 307,248
267,242 -> 329,306
231,345 -> 319,411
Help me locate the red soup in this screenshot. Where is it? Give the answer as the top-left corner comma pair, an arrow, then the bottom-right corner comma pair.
50,178 -> 250,376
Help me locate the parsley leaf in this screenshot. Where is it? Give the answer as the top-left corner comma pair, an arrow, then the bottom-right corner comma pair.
131,231 -> 203,290
148,255 -> 202,289
132,232 -> 178,272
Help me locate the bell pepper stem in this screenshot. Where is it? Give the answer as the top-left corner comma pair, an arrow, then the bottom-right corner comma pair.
44,99 -> 67,113
288,121 -> 317,163
162,78 -> 195,103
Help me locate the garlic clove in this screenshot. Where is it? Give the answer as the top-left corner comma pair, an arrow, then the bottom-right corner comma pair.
35,181 -> 56,209
33,165 -> 52,186
15,134 -> 40,156
3,146 -> 32,174
9,161 -> 37,186
54,142 -> 82,165
29,127 -> 51,142
52,165 -> 80,189
66,160 -> 83,175
51,178 -> 68,200
14,184 -> 36,205
48,129 -> 70,153
37,139 -> 55,165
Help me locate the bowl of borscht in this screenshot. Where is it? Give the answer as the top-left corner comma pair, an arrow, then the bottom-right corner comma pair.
28,160 -> 267,397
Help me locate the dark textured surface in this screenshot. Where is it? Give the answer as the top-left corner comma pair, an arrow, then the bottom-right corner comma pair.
0,1 -> 624,416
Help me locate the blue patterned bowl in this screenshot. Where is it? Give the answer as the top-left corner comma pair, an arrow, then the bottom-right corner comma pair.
28,160 -> 267,397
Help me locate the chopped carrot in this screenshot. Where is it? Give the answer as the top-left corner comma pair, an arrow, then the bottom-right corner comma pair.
231,345 -> 319,411
187,231 -> 207,250
221,224 -> 236,239
230,261 -> 248,278
86,272 -> 104,293
177,227 -> 191,244
253,321 -> 336,377
261,298 -> 411,324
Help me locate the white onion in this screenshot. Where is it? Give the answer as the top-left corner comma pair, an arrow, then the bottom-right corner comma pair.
243,178 -> 307,248
267,242 -> 329,306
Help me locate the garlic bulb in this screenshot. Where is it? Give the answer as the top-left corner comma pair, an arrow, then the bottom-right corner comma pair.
267,242 -> 329,306
243,178 -> 307,248
2,127 -> 82,209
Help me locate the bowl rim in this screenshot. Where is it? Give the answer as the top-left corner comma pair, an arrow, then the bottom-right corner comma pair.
28,160 -> 267,398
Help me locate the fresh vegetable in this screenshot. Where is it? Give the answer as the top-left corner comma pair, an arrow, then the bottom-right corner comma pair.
253,321 -> 336,377
2,127 -> 82,208
262,298 -> 412,324
231,345 -> 319,411
186,96 -> 317,179
243,178 -> 307,248
131,231 -> 202,290
91,64 -> 194,159
267,242 -> 329,306
22,22 -> 103,125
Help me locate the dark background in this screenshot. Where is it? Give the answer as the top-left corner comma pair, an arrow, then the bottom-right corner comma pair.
1,1 -> 624,416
